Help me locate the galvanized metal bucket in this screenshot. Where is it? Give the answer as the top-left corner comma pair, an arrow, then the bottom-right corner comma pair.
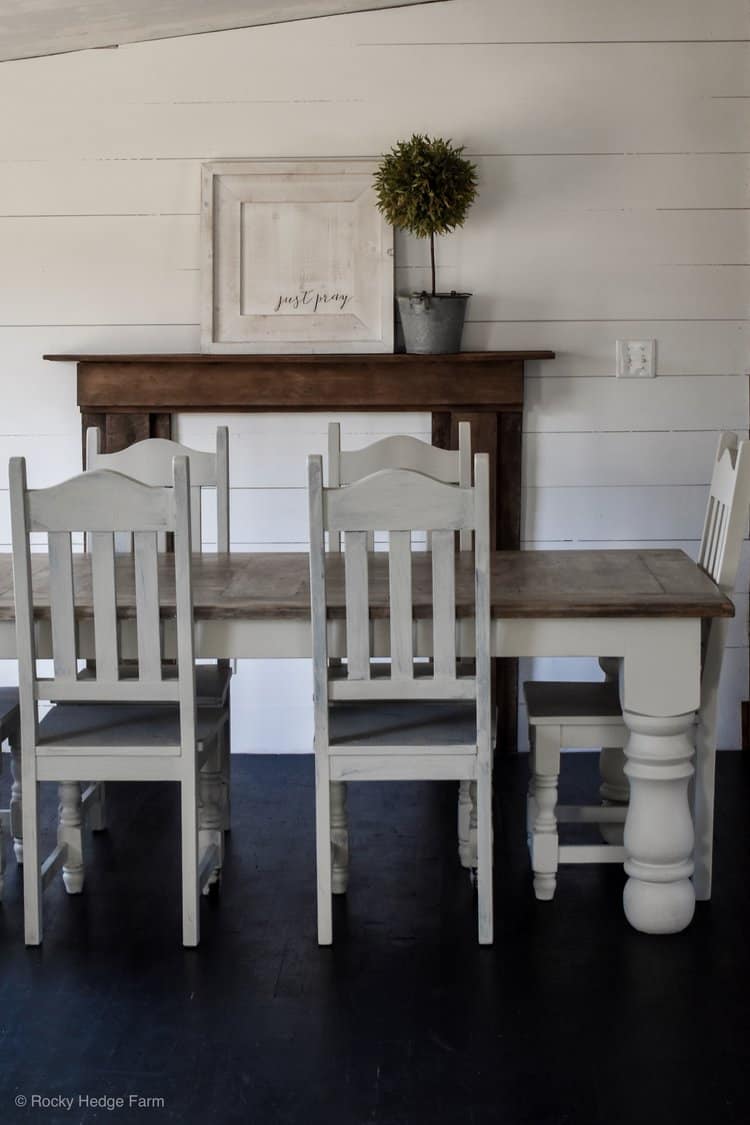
395,293 -> 470,354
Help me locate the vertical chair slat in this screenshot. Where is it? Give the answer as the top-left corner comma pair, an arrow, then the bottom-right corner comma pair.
388,530 -> 413,679
216,426 -> 230,553
48,531 -> 77,680
431,529 -> 456,679
190,487 -> 202,553
344,531 -> 370,680
134,531 -> 162,682
90,532 -> 119,682
699,494 -> 716,570
711,504 -> 727,580
701,497 -> 716,572
327,423 -> 342,553
702,497 -> 719,574
707,502 -> 722,578
458,421 -> 472,553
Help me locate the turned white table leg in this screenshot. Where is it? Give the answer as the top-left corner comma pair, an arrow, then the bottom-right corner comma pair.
58,781 -> 84,894
622,710 -> 695,934
330,780 -> 349,894
10,744 -> 23,864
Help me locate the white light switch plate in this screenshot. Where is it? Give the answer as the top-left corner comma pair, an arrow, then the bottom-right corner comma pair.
616,339 -> 656,378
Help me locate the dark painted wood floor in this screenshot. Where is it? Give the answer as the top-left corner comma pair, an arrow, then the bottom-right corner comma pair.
0,751 -> 748,1125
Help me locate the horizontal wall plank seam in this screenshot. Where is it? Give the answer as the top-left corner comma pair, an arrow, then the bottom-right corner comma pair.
358,40 -> 750,46
4,152 -> 750,162
5,209 -> 750,219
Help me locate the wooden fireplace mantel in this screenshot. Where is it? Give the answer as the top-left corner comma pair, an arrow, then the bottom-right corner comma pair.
46,351 -> 553,412
47,349 -> 555,751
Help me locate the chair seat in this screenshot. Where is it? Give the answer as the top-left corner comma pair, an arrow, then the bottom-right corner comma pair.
524,680 -> 623,726
38,702 -> 225,751
0,687 -> 20,734
329,700 -> 477,749
79,663 -> 231,707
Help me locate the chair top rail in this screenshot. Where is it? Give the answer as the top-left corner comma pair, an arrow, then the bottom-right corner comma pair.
324,467 -> 477,533
339,434 -> 465,485
86,430 -> 221,487
329,422 -> 472,486
25,469 -> 176,534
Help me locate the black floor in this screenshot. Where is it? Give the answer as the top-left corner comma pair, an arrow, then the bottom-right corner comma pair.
1,752 -> 749,1125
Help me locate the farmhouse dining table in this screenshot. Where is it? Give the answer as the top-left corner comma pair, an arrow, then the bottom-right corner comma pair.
0,547 -> 733,936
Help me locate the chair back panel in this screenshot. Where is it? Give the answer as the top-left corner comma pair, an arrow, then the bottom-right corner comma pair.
308,454 -> 490,711
697,432 -> 750,593
86,427 -> 229,552
10,458 -> 195,712
695,431 -> 750,736
327,422 -> 472,551
324,468 -> 476,533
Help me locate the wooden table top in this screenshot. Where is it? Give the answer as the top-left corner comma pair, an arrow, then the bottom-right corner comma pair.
0,550 -> 733,623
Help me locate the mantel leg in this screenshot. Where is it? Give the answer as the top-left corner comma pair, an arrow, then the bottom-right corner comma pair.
622,709 -> 696,934
432,408 -> 520,753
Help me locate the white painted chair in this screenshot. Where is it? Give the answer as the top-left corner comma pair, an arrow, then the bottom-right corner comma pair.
524,432 -> 750,902
328,421 -> 479,866
86,426 -> 232,831
0,688 -> 21,894
10,455 -> 224,946
308,453 -> 493,944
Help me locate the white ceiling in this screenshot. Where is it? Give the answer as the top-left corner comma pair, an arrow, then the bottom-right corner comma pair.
0,0 -> 441,63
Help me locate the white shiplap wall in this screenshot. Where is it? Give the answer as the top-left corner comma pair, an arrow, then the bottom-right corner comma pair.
0,0 -> 748,750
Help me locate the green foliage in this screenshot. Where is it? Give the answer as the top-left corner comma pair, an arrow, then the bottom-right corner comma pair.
373,134 -> 478,239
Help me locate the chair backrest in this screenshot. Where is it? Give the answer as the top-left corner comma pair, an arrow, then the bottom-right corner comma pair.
327,422 -> 472,551
308,454 -> 491,744
86,427 -> 229,552
698,431 -> 750,594
10,457 -> 196,737
695,432 -> 750,733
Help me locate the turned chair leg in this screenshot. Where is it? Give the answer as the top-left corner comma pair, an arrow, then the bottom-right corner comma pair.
530,727 -> 561,901
58,781 -> 85,895
10,743 -> 23,864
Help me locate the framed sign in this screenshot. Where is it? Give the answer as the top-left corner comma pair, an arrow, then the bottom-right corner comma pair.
200,159 -> 394,354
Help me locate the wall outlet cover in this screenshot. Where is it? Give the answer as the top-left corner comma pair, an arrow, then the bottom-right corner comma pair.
616,339 -> 656,378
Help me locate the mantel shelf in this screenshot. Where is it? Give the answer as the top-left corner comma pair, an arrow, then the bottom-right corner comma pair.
49,350 -> 554,414
45,351 -> 555,364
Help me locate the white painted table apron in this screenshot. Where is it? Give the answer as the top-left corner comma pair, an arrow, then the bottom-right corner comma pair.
0,609 -> 700,936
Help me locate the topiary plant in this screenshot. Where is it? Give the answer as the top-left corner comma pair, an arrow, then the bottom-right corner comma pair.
373,134 -> 478,297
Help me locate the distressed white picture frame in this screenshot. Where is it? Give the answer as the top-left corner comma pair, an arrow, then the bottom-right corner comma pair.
200,159 -> 394,354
